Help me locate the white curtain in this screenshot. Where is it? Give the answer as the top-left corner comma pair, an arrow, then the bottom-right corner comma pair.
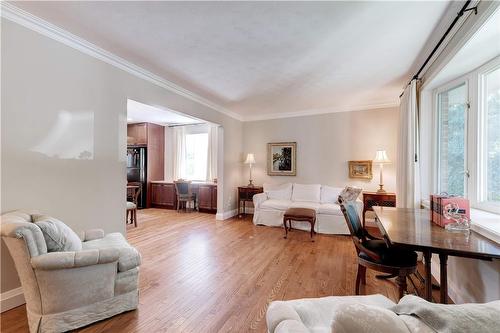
172,126 -> 186,180
206,124 -> 218,182
397,79 -> 421,208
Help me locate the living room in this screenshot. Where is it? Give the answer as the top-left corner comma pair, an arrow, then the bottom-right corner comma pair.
1,1 -> 499,333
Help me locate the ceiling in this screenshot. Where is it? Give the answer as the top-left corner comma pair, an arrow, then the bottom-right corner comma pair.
12,1 -> 450,120
127,99 -> 202,126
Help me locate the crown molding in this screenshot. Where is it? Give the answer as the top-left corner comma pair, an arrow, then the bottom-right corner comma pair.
242,101 -> 400,122
0,2 -> 244,121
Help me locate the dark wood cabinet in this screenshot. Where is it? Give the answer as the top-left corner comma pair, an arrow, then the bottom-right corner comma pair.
198,184 -> 217,212
151,182 -> 217,213
238,186 -> 264,217
151,183 -> 175,208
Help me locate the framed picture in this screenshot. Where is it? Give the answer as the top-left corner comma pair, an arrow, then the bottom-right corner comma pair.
348,160 -> 372,179
267,142 -> 297,176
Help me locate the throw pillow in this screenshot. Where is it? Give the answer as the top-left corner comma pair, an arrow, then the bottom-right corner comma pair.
337,186 -> 362,204
321,186 -> 342,204
34,215 -> 82,252
331,303 -> 410,333
264,183 -> 293,200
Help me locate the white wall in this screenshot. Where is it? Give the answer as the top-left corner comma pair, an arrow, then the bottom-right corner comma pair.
1,19 -> 243,296
243,107 -> 399,192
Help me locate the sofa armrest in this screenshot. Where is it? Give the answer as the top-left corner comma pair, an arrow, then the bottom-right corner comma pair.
253,192 -> 268,209
79,228 -> 105,241
266,301 -> 303,333
31,248 -> 120,270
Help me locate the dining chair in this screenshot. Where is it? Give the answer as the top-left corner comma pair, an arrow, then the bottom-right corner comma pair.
174,180 -> 197,212
340,201 -> 418,300
127,182 -> 142,227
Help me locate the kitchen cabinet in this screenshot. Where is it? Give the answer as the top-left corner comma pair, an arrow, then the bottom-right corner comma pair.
198,184 -> 217,212
127,123 -> 148,145
151,183 -> 176,208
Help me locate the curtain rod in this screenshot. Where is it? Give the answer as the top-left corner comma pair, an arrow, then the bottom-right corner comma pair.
399,0 -> 477,98
168,123 -> 206,128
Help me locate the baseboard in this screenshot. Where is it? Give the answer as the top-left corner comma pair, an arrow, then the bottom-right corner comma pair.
216,209 -> 238,220
1,287 -> 25,313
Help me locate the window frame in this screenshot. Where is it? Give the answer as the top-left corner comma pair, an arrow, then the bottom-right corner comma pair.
432,56 -> 500,215
183,132 -> 209,182
475,58 -> 500,213
434,77 -> 470,197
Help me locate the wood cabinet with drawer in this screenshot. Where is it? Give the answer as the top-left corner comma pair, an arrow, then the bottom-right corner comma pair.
151,183 -> 176,209
198,184 -> 217,213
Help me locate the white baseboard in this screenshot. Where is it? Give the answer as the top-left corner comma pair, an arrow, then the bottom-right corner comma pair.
1,287 -> 25,313
216,209 -> 238,220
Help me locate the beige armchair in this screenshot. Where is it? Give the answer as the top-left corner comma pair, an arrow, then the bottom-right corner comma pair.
0,211 -> 141,333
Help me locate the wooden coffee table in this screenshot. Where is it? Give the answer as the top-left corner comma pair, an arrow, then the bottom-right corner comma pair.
283,208 -> 316,242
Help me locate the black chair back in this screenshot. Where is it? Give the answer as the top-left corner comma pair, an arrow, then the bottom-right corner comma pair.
174,180 -> 192,196
340,201 -> 364,240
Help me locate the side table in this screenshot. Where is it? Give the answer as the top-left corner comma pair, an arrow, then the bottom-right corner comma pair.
362,191 -> 396,227
238,186 -> 263,217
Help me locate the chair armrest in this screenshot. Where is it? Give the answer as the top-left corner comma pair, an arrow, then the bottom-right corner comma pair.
31,248 -> 120,270
79,228 -> 105,241
253,192 -> 268,209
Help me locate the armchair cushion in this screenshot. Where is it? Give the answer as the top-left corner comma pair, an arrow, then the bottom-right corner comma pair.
33,215 -> 82,252
331,302 -> 411,333
83,232 -> 141,272
79,228 -> 105,242
31,248 -> 120,270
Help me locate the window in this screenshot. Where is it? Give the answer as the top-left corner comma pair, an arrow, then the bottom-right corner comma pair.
437,83 -> 468,196
481,66 -> 500,204
183,133 -> 208,181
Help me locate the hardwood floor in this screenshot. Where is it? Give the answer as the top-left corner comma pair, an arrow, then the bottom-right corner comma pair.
1,209 -> 425,332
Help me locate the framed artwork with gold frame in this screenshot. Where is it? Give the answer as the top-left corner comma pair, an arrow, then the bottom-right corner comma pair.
348,160 -> 372,179
267,142 -> 297,176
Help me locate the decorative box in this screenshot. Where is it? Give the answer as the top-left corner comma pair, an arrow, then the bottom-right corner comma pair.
430,194 -> 470,227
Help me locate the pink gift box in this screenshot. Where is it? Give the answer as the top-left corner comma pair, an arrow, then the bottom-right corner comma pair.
430,194 -> 470,228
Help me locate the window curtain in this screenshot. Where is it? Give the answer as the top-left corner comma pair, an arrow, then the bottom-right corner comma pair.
397,79 -> 421,208
172,126 -> 186,180
206,124 -> 218,182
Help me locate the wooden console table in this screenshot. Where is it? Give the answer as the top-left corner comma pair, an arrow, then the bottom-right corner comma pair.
373,206 -> 500,303
362,191 -> 396,227
237,186 -> 263,217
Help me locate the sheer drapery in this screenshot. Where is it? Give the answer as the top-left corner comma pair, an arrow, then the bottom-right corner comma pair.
397,79 -> 421,208
206,124 -> 218,182
172,126 -> 186,180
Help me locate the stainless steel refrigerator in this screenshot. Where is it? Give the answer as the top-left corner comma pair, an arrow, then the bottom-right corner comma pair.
127,147 -> 147,208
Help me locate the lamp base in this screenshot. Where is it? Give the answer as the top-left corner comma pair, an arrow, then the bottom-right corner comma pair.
247,179 -> 254,187
377,184 -> 386,194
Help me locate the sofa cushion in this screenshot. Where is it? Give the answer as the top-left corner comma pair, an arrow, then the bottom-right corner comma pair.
331,303 -> 410,333
320,185 -> 342,204
83,232 -> 141,272
264,183 -> 293,200
289,201 -> 320,211
291,183 -> 321,202
338,186 -> 362,203
318,203 -> 343,216
33,215 -> 82,252
261,199 -> 292,211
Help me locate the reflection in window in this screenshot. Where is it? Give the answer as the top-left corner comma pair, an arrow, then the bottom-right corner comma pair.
31,110 -> 94,160
183,133 -> 208,181
485,67 -> 500,202
438,83 -> 467,196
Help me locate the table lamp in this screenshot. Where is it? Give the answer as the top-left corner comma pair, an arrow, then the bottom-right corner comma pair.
373,150 -> 391,193
244,153 -> 256,187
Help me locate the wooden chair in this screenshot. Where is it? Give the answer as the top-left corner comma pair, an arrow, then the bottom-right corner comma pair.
174,180 -> 197,212
126,183 -> 142,227
340,201 -> 417,300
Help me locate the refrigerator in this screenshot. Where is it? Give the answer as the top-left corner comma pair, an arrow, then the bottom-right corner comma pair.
127,147 -> 147,208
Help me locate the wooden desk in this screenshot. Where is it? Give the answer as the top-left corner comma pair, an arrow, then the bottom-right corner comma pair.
373,207 -> 500,303
238,186 -> 263,217
362,192 -> 396,227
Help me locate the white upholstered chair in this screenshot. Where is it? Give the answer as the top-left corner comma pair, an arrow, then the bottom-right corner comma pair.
0,211 -> 141,333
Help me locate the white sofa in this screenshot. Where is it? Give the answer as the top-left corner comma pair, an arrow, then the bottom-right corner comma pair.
252,183 -> 363,235
267,294 -> 500,333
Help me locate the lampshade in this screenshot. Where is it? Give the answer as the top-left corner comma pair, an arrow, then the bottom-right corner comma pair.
244,153 -> 256,164
373,150 -> 391,164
